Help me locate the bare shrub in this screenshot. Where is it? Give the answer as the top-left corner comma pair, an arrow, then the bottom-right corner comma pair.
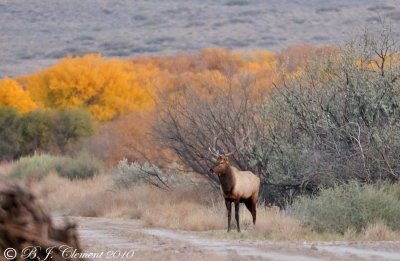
113,159 -> 195,189
155,65 -> 264,186
82,111 -> 175,167
249,26 -> 400,205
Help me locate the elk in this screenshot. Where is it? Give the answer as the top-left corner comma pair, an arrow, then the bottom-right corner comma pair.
209,135 -> 260,232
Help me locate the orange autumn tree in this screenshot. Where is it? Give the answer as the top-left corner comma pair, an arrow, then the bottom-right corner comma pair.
134,48 -> 279,101
21,54 -> 157,121
0,77 -> 37,113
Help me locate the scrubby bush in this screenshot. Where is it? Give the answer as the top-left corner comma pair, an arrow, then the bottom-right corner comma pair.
0,107 -> 94,159
114,159 -> 161,187
49,108 -> 95,153
9,153 -> 102,180
293,182 -> 400,233
55,152 -> 103,180
247,26 -> 400,204
8,153 -> 62,179
388,182 -> 400,200
19,110 -> 53,155
0,108 -> 21,160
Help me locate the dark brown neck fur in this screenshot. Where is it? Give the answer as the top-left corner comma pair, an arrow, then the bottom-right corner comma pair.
218,166 -> 235,195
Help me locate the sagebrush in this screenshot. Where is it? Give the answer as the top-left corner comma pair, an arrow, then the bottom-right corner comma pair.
9,152 -> 102,180
293,182 -> 400,234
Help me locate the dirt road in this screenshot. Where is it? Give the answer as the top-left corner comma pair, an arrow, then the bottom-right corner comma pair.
67,217 -> 400,260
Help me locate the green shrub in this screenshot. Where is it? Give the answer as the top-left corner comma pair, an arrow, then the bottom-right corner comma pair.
0,107 -> 21,160
293,182 -> 400,234
56,152 -> 102,180
19,110 -> 52,155
0,107 -> 95,159
387,182 -> 400,200
50,108 -> 95,153
8,153 -> 61,179
9,153 -> 102,180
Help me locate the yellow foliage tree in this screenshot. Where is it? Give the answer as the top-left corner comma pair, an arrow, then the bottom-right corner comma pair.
14,48 -> 312,123
22,54 -> 157,121
0,77 -> 37,113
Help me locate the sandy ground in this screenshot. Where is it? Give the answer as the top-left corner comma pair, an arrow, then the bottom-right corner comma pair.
61,217 -> 400,261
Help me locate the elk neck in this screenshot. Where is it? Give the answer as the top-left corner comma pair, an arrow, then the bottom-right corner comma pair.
218,165 -> 235,195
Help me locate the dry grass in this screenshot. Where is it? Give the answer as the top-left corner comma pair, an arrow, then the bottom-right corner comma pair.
210,209 -> 400,242
253,206 -> 313,240
29,174 -> 330,240
31,173 -> 224,230
28,174 -> 400,241
207,206 -> 316,241
0,162 -> 12,176
361,221 -> 400,241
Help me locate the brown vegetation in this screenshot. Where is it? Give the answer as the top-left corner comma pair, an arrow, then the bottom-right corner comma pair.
83,111 -> 175,167
31,173 -> 223,230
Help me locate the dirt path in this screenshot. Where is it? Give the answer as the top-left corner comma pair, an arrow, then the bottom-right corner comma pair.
65,217 -> 400,260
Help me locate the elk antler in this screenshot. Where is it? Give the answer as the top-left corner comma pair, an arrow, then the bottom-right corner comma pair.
208,132 -> 222,157
224,133 -> 250,156
208,147 -> 220,157
208,131 -> 249,157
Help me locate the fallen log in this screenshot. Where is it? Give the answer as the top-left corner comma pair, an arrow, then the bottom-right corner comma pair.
0,180 -> 83,260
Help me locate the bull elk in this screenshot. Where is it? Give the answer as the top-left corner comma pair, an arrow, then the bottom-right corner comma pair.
209,135 -> 260,232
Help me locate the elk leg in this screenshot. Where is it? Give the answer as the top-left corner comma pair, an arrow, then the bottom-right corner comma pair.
244,198 -> 252,212
251,195 -> 257,225
234,199 -> 240,232
225,200 -> 232,232
251,203 -> 256,225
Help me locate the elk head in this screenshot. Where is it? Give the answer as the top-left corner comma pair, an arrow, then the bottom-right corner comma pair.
208,132 -> 247,175
210,155 -> 230,176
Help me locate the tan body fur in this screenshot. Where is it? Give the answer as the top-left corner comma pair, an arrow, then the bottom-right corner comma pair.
221,166 -> 260,200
